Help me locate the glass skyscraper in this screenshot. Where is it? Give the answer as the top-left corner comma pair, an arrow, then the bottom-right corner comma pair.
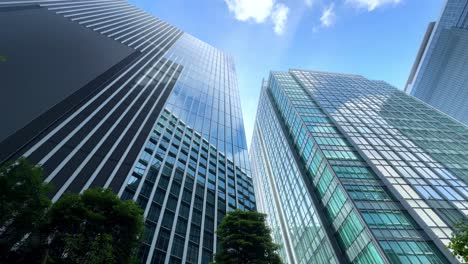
250,69 -> 468,263
0,1 -> 255,263
405,0 -> 468,126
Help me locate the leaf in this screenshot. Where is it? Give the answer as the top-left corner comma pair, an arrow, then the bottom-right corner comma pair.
213,210 -> 283,264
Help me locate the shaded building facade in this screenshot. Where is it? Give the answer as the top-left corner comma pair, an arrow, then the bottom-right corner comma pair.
250,69 -> 468,263
405,0 -> 468,125
0,1 -> 255,263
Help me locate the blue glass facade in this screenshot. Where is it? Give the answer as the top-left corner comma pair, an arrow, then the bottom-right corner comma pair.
122,34 -> 255,264
0,1 -> 255,263
405,0 -> 468,126
251,69 -> 466,263
250,81 -> 340,264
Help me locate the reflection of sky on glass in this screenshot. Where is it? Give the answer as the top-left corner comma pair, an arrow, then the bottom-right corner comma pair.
162,34 -> 249,171
291,70 -> 468,246
410,0 -> 468,96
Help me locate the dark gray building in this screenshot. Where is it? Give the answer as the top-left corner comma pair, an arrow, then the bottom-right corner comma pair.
250,69 -> 467,263
405,0 -> 468,126
0,1 -> 255,263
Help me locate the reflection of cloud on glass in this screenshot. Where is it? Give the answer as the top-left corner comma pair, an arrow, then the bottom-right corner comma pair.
160,34 -> 250,172
161,107 -> 249,173
378,91 -> 468,184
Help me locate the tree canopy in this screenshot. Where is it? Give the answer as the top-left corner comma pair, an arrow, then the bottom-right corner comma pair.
213,209 -> 282,264
45,188 -> 144,264
0,158 -> 51,262
448,222 -> 468,262
0,159 -> 144,264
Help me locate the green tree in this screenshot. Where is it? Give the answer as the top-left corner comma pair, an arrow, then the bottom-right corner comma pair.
213,210 -> 282,264
448,222 -> 468,262
0,158 -> 51,262
0,159 -> 144,263
44,188 -> 144,264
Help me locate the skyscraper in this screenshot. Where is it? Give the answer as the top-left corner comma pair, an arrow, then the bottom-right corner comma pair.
250,69 -> 468,263
0,1 -> 255,263
405,0 -> 468,126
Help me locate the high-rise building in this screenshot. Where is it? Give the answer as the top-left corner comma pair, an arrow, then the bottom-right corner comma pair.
0,1 -> 255,263
405,0 -> 468,126
250,69 -> 468,263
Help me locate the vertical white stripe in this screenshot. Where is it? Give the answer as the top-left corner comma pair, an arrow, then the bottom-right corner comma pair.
80,57 -> 173,194
64,4 -> 134,19
104,14 -> 154,36
50,1 -> 126,12
122,20 -> 167,45
23,28 -> 179,160
77,7 -> 141,26
101,30 -> 182,189
40,28 -> 179,182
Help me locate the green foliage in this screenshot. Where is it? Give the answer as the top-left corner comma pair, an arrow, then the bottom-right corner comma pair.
448,222 -> 468,262
213,210 -> 282,264
0,158 -> 144,264
45,188 -> 144,264
0,158 -> 51,262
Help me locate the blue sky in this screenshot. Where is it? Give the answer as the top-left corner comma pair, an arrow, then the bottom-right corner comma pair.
129,0 -> 444,147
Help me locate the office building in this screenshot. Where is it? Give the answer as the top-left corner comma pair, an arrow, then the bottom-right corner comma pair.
405,0 -> 468,125
0,1 -> 255,263
250,69 -> 468,263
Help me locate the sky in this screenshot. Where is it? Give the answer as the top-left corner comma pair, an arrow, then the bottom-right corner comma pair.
129,0 -> 445,148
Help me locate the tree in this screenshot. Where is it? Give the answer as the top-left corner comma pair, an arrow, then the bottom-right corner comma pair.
448,222 -> 468,262
0,158 -> 51,263
44,188 -> 144,264
0,158 -> 144,263
213,210 -> 282,264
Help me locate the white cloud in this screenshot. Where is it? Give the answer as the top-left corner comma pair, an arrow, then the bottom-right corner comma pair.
346,0 -> 401,11
271,3 -> 289,35
320,3 -> 335,27
304,0 -> 314,7
224,0 -> 289,35
224,0 -> 273,22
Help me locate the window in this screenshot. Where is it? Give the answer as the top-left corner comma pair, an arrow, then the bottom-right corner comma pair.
190,225 -> 201,243
171,236 -> 185,258
142,223 -> 155,244
147,204 -> 161,222
155,229 -> 171,251
162,211 -> 175,229
186,243 -> 199,263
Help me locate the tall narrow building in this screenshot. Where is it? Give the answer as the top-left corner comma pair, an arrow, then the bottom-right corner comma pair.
405,0 -> 468,126
250,69 -> 468,263
0,1 -> 255,263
